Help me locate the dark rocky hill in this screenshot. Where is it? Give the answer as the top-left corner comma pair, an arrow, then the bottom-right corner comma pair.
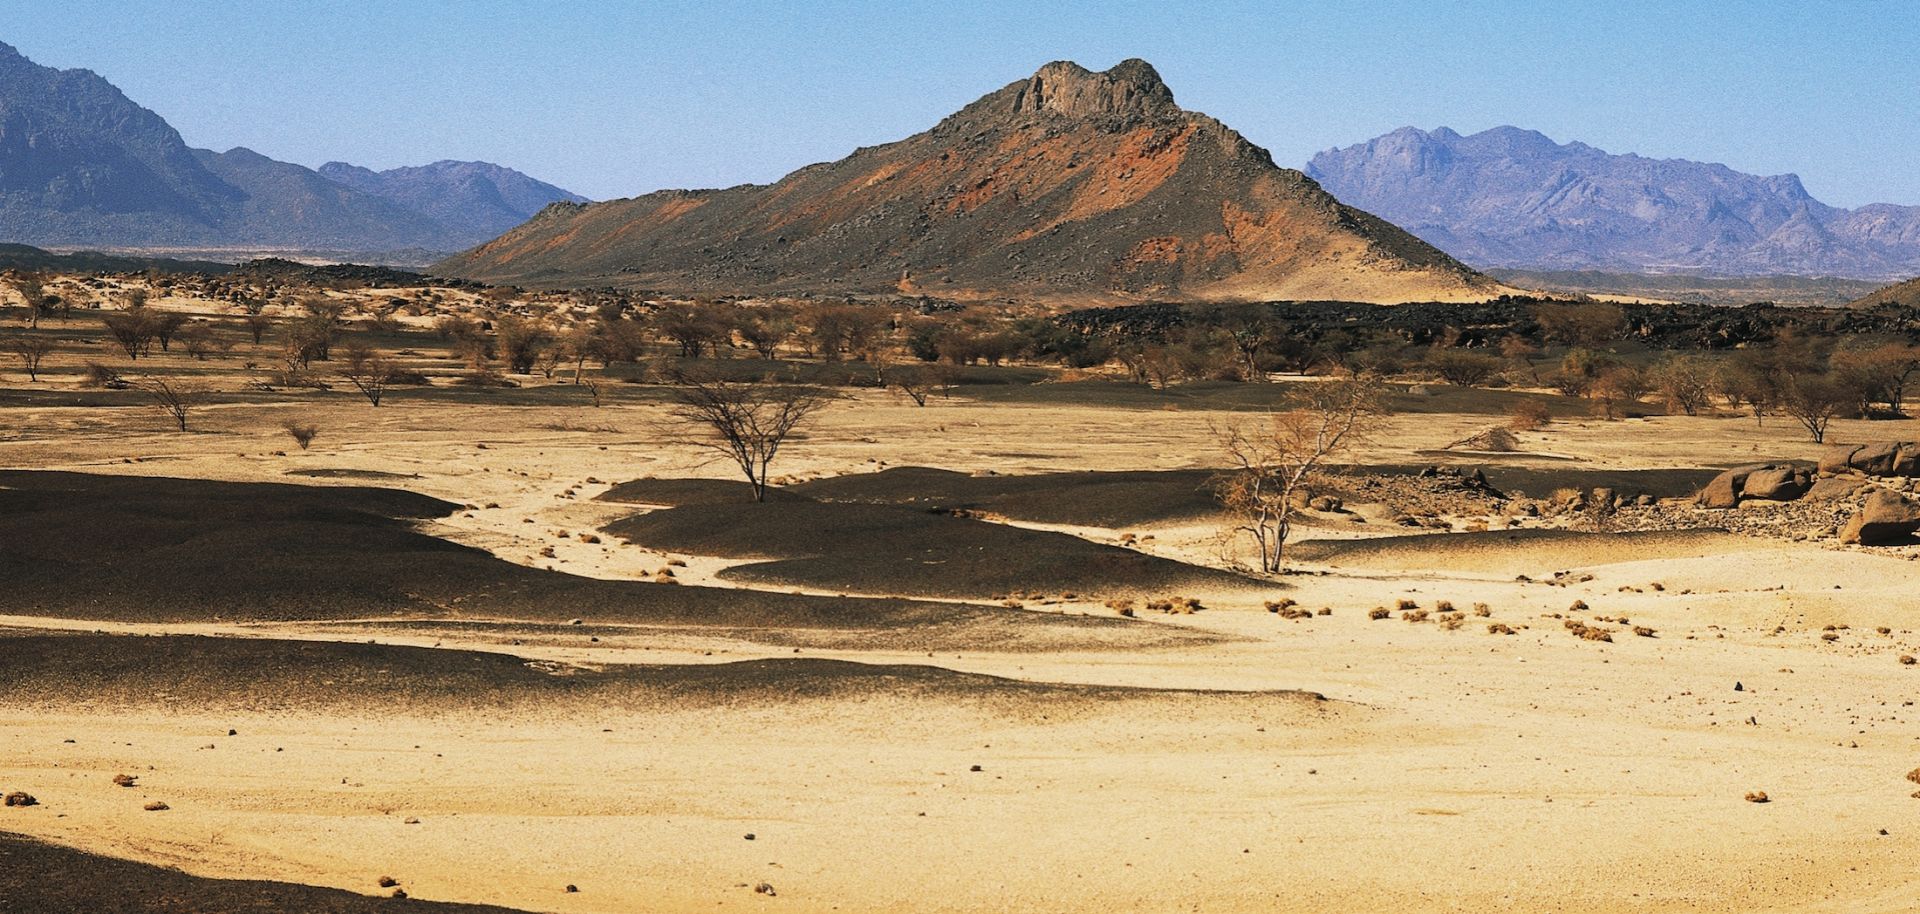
437,59 -> 1498,303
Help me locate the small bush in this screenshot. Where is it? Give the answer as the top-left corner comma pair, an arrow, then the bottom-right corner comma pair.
1508,400 -> 1552,431
1106,599 -> 1136,618
282,421 -> 319,450
1402,609 -> 1430,623
1487,623 -> 1515,635
1396,598 -> 1419,611
1435,600 -> 1455,613
1369,607 -> 1391,620
1472,603 -> 1492,617
83,361 -> 126,389
1744,791 -> 1769,804
1569,599 -> 1589,612
1633,626 -> 1657,638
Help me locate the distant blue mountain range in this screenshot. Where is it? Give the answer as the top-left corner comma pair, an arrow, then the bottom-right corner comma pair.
0,40 -> 584,255
1308,126 -> 1920,280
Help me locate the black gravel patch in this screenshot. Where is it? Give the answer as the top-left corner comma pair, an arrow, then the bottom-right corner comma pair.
0,831 -> 532,913
596,476 -> 808,507
605,500 -> 1258,599
0,632 -> 1299,714
0,471 -> 1205,652
789,466 -> 1222,527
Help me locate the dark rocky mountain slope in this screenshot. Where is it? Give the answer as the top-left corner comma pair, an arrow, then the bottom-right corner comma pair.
437,59 -> 1498,303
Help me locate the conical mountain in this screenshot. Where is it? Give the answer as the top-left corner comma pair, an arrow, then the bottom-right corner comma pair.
436,59 -> 1497,303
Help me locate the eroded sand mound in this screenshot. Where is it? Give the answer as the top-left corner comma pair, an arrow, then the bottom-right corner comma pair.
0,831 -> 534,914
605,499 -> 1258,599
0,632 -> 1325,720
0,471 -> 1214,653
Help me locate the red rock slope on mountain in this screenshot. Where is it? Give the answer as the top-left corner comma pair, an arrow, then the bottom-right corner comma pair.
436,59 -> 1499,303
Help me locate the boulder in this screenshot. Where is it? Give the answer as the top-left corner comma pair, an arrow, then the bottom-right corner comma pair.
1697,465 -> 1759,508
1697,463 -> 1812,508
1804,476 -> 1867,503
1742,465 -> 1812,501
1819,445 -> 1864,476
1841,489 -> 1920,545
1825,442 -> 1920,478
1853,442 -> 1906,476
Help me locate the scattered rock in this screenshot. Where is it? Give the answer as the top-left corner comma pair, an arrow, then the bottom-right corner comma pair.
142,801 -> 169,811
4,792 -> 37,807
754,883 -> 776,896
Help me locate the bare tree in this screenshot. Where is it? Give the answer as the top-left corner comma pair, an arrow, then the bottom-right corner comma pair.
102,308 -> 158,359
1213,378 -> 1387,573
666,371 -> 825,502
6,334 -> 53,381
1780,373 -> 1848,443
340,342 -> 395,406
139,377 -> 202,431
888,364 -> 937,406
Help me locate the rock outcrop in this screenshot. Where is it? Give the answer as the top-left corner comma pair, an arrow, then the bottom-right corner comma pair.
1696,463 -> 1813,508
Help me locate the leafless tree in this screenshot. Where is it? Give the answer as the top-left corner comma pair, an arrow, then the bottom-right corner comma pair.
102,308 -> 158,359
340,343 -> 395,406
1780,373 -> 1849,443
139,377 -> 202,431
666,371 -> 825,502
1213,377 -> 1387,573
887,363 -> 937,406
6,334 -> 53,381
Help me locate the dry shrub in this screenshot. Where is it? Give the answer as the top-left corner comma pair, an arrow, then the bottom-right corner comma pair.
3,792 -> 35,807
1472,603 -> 1492,617
1487,623 -> 1516,635
1633,626 -> 1657,638
281,421 -> 319,450
1396,598 -> 1419,611
1744,791 -> 1769,804
1901,655 -> 1917,665
1821,632 -> 1840,642
1402,609 -> 1430,623
1265,598 -> 1298,614
1905,768 -> 1920,785
1106,599 -> 1136,618
1569,599 -> 1589,612
1435,600 -> 1455,612
1508,399 -> 1552,431
143,801 -> 169,811
112,774 -> 137,788
1369,607 -> 1391,620
1876,627 -> 1892,635
1439,615 -> 1465,631
378,877 -> 400,888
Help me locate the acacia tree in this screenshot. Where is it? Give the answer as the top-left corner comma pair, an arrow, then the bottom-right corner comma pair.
6,335 -> 53,381
1780,373 -> 1849,443
666,371 -> 825,502
139,377 -> 201,431
340,342 -> 395,406
1213,377 -> 1387,573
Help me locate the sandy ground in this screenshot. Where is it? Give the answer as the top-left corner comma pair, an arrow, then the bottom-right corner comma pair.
5,388 -> 1920,912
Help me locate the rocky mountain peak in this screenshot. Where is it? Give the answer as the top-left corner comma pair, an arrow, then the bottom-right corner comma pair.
1008,58 -> 1178,123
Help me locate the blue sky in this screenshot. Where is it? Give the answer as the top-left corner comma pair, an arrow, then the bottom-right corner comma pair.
5,1 -> 1916,206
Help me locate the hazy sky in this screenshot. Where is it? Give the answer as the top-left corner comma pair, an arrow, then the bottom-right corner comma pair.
5,1 -> 1916,206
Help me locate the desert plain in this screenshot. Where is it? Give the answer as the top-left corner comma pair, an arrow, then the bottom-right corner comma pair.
1,281 -> 1918,914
